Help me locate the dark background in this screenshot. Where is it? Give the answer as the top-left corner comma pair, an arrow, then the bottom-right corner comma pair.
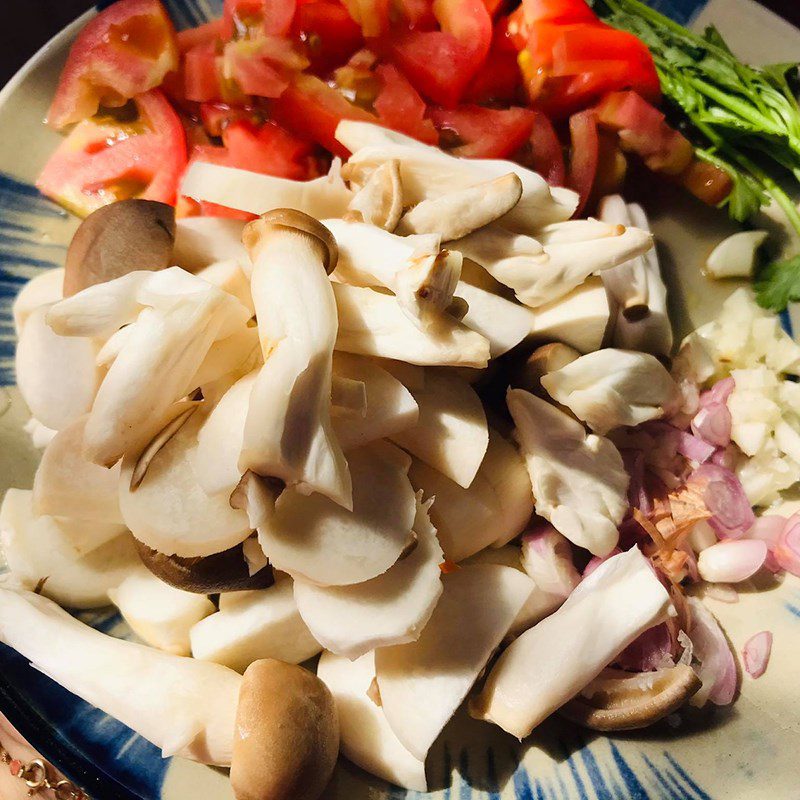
1,0 -> 799,86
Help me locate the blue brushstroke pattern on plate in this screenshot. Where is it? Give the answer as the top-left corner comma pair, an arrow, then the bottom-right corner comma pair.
0,0 -> 724,798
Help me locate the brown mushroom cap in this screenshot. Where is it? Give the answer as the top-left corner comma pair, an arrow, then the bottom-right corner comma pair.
64,200 -> 176,296
243,209 -> 338,275
135,539 -> 274,594
559,665 -> 702,732
231,659 -> 339,800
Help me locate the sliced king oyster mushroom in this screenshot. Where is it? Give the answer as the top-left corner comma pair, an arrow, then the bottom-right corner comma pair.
173,216 -> 248,273
394,249 -> 463,331
0,588 -> 241,766
240,209 -> 352,510
317,650 -> 427,792
559,665 -> 702,731
63,200 -> 175,297
512,342 -> 581,394
135,538 -> 274,595
396,173 -> 523,240
12,267 -> 64,336
390,369 -> 488,489
346,159 -> 403,231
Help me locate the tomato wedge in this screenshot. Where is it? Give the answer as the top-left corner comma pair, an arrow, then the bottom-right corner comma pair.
429,105 -> 534,158
272,74 -> 377,157
567,109 -> 598,217
340,0 -> 391,37
522,0 -> 597,25
38,90 -> 188,217
48,0 -> 178,129
176,19 -> 226,52
465,21 -> 523,105
294,3 -> 363,74
529,110 -> 565,186
184,43 -> 221,102
374,64 -> 438,144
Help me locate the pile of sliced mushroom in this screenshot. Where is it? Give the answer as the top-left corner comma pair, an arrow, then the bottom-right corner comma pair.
4,121 -> 728,800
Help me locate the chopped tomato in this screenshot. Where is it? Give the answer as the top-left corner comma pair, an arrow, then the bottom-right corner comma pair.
176,18 -> 226,52
679,159 -> 733,206
294,3 -> 364,74
341,0 -> 391,37
390,0 -> 438,30
481,0 -> 506,19
464,21 -> 523,105
388,0 -> 491,107
272,74 -> 377,157
595,91 -> 693,175
200,102 -> 262,137
429,105 -> 534,158
222,37 -> 308,98
193,119 -> 314,179
529,110 -> 565,186
223,0 -> 266,38
199,201 -> 258,221
522,0 -> 597,24
48,0 -> 178,129
263,0 -> 298,36
567,109 -> 598,217
373,64 -> 438,144
593,128 -> 627,197
506,6 -> 529,50
184,43 -> 221,102
38,89 -> 188,217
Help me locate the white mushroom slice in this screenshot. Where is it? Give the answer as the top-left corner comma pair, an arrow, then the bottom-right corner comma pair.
191,370 -> 257,497
530,277 -> 612,353
338,122 -> 578,229
331,353 -> 418,450
325,218 -> 441,288
95,323 -> 137,368
336,119 -> 422,153
541,348 -> 681,435
333,282 -> 490,368
185,324 -> 261,394
395,250 -> 463,331
330,375 -> 368,416
13,267 -> 64,335
32,415 -> 124,524
514,342 -> 580,394
1,489 -> 135,609
258,442 -> 417,586
471,548 -> 673,738
559,665 -> 701,731
293,517 -> 443,659
119,409 -> 252,558
508,389 -> 628,556
409,429 -> 532,561
396,174 -> 523,240
24,417 -> 58,449
180,160 -> 352,219
230,472 -> 279,531
598,197 -> 672,357
0,588 -> 241,766
454,262 -> 534,358
195,259 -> 254,314
15,304 -> 101,431
240,211 -> 351,509
390,370 -> 488,488
706,230 -> 769,279
346,159 -> 403,231
375,564 -> 534,760
173,216 -> 248,273
190,575 -> 321,672
242,534 -> 269,576
451,221 -> 652,309
108,566 -> 215,656
463,546 -> 561,635
317,650 -> 428,792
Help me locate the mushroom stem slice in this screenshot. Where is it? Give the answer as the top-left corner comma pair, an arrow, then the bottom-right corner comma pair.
330,375 -> 368,417
0,588 -> 241,766
347,159 -> 403,231
559,665 -> 702,731
240,211 -> 351,509
396,173 -> 523,240
512,343 -> 581,394
395,249 -> 463,331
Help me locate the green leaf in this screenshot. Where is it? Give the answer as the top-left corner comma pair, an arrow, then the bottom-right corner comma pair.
754,254 -> 800,311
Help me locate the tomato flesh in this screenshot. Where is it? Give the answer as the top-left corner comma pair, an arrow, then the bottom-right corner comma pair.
567,108 -> 598,217
38,89 -> 187,216
48,0 -> 178,129
294,3 -> 364,74
374,64 -> 438,144
429,105 -> 534,159
529,110 -> 565,186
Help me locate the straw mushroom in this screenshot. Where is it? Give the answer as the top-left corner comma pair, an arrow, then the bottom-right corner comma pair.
63,200 -> 175,297
230,659 -> 339,800
240,209 -> 352,510
559,665 -> 702,731
396,173 -> 523,240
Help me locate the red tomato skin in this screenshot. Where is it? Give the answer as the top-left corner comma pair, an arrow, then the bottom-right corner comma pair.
464,22 -> 523,105
272,74 -> 377,157
567,108 -> 599,217
373,64 -> 438,144
48,0 -> 179,129
429,105 -> 534,159
522,0 -> 598,24
293,3 -> 364,74
529,110 -> 565,186
38,89 -> 188,216
263,0 -> 298,36
184,43 -> 221,102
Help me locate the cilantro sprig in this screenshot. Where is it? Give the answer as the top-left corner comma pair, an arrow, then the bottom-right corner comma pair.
596,0 -> 800,311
